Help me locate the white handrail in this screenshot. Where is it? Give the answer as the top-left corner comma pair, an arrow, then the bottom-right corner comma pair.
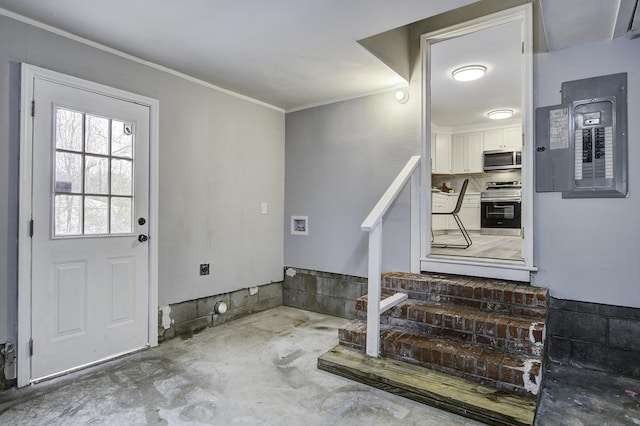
361,155 -> 421,232
361,155 -> 421,358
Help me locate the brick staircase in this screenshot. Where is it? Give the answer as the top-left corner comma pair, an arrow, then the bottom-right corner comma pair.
337,272 -> 548,398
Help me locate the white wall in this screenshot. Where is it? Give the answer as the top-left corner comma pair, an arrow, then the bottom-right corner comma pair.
532,37 -> 640,308
0,15 -> 285,344
285,89 -> 421,277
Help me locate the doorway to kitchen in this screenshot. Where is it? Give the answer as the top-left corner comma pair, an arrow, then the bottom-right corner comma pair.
421,5 -> 535,281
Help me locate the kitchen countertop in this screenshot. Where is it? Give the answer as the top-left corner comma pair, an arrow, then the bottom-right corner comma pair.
431,189 -> 480,196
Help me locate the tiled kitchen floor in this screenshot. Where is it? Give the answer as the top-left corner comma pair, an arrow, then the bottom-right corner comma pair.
430,232 -> 522,261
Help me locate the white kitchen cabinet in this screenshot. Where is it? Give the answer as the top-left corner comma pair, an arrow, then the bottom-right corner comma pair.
458,193 -> 481,231
442,193 -> 480,232
451,132 -> 483,173
431,192 -> 449,231
483,129 -> 503,151
483,126 -> 522,150
433,192 -> 480,232
503,126 -> 522,149
467,133 -> 484,171
430,132 -> 435,171
451,134 -> 465,173
432,133 -> 451,174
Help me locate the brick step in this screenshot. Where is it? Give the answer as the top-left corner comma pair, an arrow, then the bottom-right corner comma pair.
356,296 -> 545,357
339,320 -> 542,397
381,272 -> 548,319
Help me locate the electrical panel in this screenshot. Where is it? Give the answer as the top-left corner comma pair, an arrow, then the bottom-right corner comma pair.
535,73 -> 627,198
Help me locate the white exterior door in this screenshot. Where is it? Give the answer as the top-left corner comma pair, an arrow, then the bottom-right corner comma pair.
28,76 -> 151,381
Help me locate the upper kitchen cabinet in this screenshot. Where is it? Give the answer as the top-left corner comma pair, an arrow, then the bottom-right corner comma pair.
451,131 -> 483,174
432,133 -> 452,174
483,126 -> 522,151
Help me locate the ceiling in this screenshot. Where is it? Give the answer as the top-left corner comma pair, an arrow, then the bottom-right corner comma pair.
430,20 -> 522,128
0,0 -> 636,115
0,0 -> 475,111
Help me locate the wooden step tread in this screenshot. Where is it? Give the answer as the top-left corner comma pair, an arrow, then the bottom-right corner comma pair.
318,345 -> 536,426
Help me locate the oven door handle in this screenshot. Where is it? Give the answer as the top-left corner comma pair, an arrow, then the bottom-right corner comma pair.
481,198 -> 522,203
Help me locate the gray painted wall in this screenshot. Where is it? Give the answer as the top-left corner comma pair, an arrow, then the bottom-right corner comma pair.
285,87 -> 421,277
532,37 -> 640,308
285,36 -> 640,309
0,15 -> 285,344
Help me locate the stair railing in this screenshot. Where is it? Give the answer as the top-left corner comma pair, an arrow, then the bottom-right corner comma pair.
360,155 -> 421,357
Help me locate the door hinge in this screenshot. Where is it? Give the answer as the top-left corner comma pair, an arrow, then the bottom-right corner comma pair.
521,41 -> 524,54
29,220 -> 34,237
29,338 -> 33,357
31,100 -> 36,117
522,227 -> 525,239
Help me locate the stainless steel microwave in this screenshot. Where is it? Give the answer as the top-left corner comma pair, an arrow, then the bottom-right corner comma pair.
483,149 -> 522,171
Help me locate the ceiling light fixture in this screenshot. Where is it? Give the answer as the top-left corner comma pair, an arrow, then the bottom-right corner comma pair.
395,89 -> 409,104
487,109 -> 514,120
451,65 -> 487,82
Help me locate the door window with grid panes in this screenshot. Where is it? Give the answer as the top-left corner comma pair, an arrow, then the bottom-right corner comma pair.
54,107 -> 135,236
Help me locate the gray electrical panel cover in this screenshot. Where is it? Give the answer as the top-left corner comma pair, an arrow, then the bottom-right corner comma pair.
535,73 -> 627,198
535,104 -> 573,192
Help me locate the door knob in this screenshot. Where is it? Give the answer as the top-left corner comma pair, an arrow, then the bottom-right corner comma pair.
138,234 -> 148,243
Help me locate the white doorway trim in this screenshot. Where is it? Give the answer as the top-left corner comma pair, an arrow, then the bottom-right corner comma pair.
420,4 -> 535,282
17,64 -> 160,387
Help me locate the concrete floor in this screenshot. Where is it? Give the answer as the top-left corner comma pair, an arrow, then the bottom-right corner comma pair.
0,307 -> 481,425
1,306 -> 639,425
536,362 -> 640,426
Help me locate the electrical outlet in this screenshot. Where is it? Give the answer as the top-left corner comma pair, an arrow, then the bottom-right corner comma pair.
261,202 -> 268,215
200,263 -> 210,275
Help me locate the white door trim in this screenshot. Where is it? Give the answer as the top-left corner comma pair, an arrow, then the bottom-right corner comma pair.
420,4 -> 535,281
17,63 -> 159,387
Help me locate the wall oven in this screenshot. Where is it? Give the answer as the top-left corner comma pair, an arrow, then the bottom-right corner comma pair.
480,181 -> 522,236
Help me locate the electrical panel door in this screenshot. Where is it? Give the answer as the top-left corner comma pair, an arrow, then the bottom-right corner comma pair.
535,104 -> 572,192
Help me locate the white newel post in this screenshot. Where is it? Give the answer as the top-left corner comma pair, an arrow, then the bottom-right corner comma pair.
410,165 -> 421,274
361,156 -> 421,359
366,221 -> 382,358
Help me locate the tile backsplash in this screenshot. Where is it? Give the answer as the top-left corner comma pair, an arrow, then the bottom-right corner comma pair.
432,170 -> 522,193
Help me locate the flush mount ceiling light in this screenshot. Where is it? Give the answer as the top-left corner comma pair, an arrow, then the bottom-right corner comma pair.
451,65 -> 487,82
395,89 -> 409,104
487,109 -> 514,120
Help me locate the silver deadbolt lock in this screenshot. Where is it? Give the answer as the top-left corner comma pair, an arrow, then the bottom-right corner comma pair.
138,217 -> 146,225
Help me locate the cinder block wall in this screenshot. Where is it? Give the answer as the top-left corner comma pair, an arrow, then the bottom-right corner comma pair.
548,297 -> 640,379
0,343 -> 16,390
283,267 -> 367,319
158,282 -> 283,341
